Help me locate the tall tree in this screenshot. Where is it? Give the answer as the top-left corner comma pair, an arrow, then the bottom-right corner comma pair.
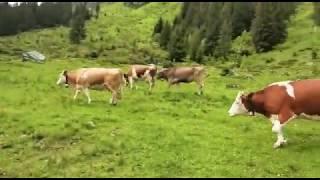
216,2 -> 233,58
203,2 -> 223,56
69,4 -> 87,44
168,25 -> 187,62
159,20 -> 171,49
314,2 -> 320,26
95,3 -> 100,19
251,2 -> 288,52
153,17 -> 163,35
231,2 -> 255,39
189,29 -> 204,63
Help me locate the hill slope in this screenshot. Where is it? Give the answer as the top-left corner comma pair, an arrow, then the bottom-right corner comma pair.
1,2 -> 320,178
0,2 -> 180,63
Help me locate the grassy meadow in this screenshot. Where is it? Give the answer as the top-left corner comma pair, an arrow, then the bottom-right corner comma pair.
1,2 -> 320,178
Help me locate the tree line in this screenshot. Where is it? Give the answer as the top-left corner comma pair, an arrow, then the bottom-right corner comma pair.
0,2 -> 101,44
153,2 -> 302,62
0,2 -> 73,36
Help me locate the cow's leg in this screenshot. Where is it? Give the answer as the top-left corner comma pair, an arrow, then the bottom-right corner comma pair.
271,118 -> 286,149
73,88 -> 81,101
151,77 -> 155,88
195,78 -> 204,95
145,74 -> 153,92
197,82 -> 204,95
128,76 -> 134,90
271,109 -> 296,148
110,90 -> 118,105
103,82 -> 116,105
116,86 -> 122,100
168,78 -> 177,88
83,88 -> 91,104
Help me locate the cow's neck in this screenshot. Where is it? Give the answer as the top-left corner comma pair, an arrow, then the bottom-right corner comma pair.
162,69 -> 171,81
65,72 -> 69,85
65,72 -> 76,86
246,92 -> 267,117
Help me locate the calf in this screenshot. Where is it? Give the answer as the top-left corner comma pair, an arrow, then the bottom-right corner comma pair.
228,79 -> 320,148
124,64 -> 157,92
157,66 -> 206,95
56,68 -> 126,105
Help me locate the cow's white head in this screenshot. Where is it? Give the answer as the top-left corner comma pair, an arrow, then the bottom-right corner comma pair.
56,70 -> 68,87
228,91 -> 250,117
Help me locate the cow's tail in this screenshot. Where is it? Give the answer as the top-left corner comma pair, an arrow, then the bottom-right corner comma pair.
132,67 -> 138,79
121,72 -> 127,89
194,66 -> 206,79
118,71 -> 127,98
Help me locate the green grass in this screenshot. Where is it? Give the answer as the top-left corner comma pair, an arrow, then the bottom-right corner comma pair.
1,2 -> 320,178
2,58 -> 320,177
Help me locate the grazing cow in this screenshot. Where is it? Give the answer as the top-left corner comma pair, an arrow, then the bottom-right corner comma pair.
228,79 -> 320,148
124,64 -> 157,91
56,68 -> 126,105
156,66 -> 206,95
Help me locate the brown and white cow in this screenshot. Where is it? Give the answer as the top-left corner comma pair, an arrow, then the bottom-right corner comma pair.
156,66 -> 206,95
228,79 -> 320,148
124,64 -> 157,92
56,68 -> 126,105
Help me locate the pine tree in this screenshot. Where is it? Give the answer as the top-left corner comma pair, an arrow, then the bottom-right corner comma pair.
95,3 -> 100,19
269,2 -> 288,45
251,3 -> 288,52
69,4 -> 87,44
189,29 -> 202,62
231,2 -> 255,39
153,17 -> 163,35
216,2 -> 233,58
168,25 -> 187,62
314,2 -> 320,26
159,20 -> 171,49
203,2 -> 223,56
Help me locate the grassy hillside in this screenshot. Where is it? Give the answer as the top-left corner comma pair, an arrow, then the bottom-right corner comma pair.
1,2 -> 320,178
0,2 -> 180,63
214,2 -> 320,93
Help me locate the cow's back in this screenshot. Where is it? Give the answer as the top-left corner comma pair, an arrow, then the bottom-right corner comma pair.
291,79 -> 320,115
78,68 -> 121,85
128,65 -> 148,76
261,79 -> 320,116
172,67 -> 204,80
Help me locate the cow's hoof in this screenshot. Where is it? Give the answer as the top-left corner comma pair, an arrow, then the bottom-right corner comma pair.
273,143 -> 281,149
109,100 -> 117,106
282,139 -> 287,144
273,141 -> 287,149
195,92 -> 202,96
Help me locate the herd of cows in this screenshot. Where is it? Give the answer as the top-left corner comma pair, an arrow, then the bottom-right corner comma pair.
56,64 -> 206,105
56,64 -> 320,149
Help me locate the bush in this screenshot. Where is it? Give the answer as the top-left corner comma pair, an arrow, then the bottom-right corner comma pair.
162,61 -> 174,68
312,49 -> 317,59
220,68 -> 234,76
265,57 -> 275,63
84,50 -> 99,59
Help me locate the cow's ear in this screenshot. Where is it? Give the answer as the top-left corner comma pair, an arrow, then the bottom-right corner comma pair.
63,70 -> 68,76
238,91 -> 245,97
247,92 -> 254,99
